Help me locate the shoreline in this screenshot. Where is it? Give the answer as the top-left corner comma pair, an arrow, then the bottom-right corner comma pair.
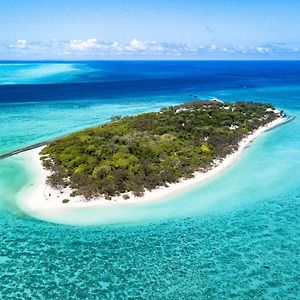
16,116 -> 289,215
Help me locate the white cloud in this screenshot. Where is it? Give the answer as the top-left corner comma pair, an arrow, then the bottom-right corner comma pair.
10,39 -> 28,49
124,39 -> 164,52
69,38 -> 99,50
222,47 -> 230,53
256,46 -> 271,53
68,39 -> 136,52
4,38 -> 300,58
126,38 -> 146,51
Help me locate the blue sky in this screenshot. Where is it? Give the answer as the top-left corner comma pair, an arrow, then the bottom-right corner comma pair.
1,0 -> 300,59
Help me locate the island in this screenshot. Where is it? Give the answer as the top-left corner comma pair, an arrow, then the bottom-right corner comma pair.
23,100 -> 286,206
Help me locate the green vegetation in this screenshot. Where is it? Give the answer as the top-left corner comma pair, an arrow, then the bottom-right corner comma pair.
40,101 -> 280,200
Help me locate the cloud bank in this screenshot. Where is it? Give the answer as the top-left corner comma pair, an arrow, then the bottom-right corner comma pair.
3,38 -> 300,59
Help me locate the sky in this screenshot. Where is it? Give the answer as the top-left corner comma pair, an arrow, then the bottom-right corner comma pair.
1,0 -> 300,60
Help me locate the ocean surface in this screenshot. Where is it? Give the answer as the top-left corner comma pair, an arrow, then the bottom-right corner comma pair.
0,61 -> 299,299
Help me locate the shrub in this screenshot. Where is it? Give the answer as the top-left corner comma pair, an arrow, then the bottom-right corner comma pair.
70,191 -> 77,197
122,194 -> 130,200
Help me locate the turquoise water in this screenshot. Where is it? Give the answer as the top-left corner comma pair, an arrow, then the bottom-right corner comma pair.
0,62 -> 299,298
0,63 -> 86,85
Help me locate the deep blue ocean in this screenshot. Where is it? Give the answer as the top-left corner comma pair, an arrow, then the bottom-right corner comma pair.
0,61 -> 299,299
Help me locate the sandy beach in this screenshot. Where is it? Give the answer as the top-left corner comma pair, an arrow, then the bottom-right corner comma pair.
16,116 -> 288,215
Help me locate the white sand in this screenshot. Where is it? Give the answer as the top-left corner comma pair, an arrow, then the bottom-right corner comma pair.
16,116 -> 288,215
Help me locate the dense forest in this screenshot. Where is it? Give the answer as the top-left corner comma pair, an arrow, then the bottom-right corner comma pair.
40,100 -> 281,200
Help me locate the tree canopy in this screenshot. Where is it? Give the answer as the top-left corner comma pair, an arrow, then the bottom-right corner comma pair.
40,100 -> 279,200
